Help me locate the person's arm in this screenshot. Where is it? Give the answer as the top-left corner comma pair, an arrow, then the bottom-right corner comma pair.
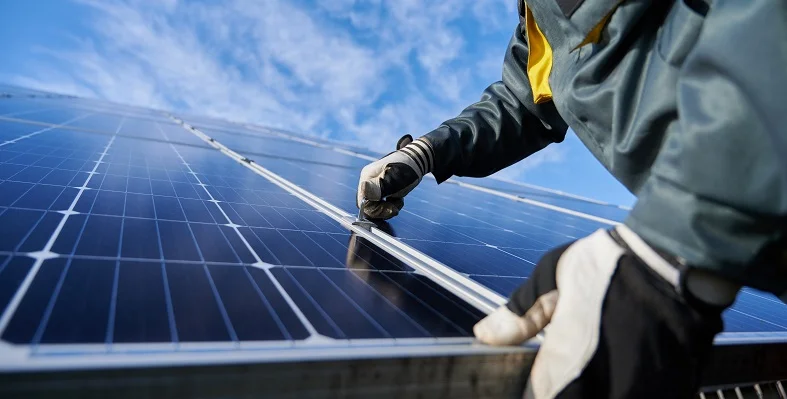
473,2 -> 785,396
624,0 -> 787,293
357,17 -> 568,219
423,22 -> 568,183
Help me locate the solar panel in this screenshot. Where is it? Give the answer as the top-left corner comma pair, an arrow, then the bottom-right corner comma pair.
0,106 -> 491,361
197,127 -> 372,169
1,89 -> 786,395
452,176 -> 631,222
186,122 -> 787,340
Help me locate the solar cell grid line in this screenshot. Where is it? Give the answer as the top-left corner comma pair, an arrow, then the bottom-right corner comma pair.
452,176 -> 630,223
190,120 -> 383,161
120,131 -> 596,255
149,119 -> 226,151
177,121 -> 787,339
161,139 -> 327,341
198,128 -> 370,169
0,106 -> 58,119
16,125 -> 128,346
180,123 -> 507,315
246,156 -> 594,253
3,112 -> 214,151
0,113 -> 92,148
0,132 -> 118,336
727,308 -> 787,330
248,155 -> 606,239
249,147 -> 617,228
0,130 -> 121,329
200,136 -> 552,262
1,133 -> 394,346
1,108 -> 92,127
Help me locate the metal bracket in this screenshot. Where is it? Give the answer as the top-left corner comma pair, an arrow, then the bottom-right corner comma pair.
352,199 -> 376,231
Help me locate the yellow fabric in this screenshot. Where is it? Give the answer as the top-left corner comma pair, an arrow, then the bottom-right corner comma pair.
524,4 -> 553,104
573,2 -> 622,50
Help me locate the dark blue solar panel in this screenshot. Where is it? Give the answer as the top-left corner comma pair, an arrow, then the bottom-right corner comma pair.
200,127 -> 370,169
7,109 -> 90,126
271,267 -> 483,339
39,258 -> 116,344
720,290 -> 787,333
468,275 -> 525,297
113,261 -> 173,343
0,121 -> 43,143
4,101 -> 211,150
2,93 -> 786,351
0,256 -> 34,315
232,155 -> 591,276
0,100 -> 43,116
184,116 -> 380,158
454,176 -> 631,222
0,115 -> 486,348
207,145 -> 787,336
2,257 -> 66,344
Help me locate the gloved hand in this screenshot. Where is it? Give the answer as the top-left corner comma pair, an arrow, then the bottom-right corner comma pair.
474,225 -> 741,399
356,134 -> 435,220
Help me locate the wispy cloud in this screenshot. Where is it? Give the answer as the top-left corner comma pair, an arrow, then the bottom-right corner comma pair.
3,0 -> 639,205
9,0 -> 573,179
490,142 -> 568,181
10,1 -> 515,148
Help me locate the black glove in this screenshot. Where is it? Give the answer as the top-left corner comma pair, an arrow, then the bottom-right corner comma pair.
356,135 -> 435,220
473,225 -> 741,399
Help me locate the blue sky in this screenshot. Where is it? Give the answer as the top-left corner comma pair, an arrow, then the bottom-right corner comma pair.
0,0 -> 635,206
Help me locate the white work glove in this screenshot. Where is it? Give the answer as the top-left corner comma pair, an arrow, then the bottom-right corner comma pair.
356,134 -> 435,220
474,225 -> 740,399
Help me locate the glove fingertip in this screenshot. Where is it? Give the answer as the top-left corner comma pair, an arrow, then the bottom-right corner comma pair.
360,180 -> 383,202
396,134 -> 413,150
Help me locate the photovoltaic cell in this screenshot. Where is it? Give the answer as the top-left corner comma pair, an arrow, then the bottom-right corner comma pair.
112,261 -> 173,343
196,128 -> 787,336
2,257 -> 67,344
0,256 -> 34,316
0,105 -> 487,350
271,267 -> 483,339
228,155 -> 585,277
187,119 -> 380,158
0,120 -> 50,143
0,100 -> 43,116
201,127 -> 370,169
1,91 -> 786,368
6,109 -> 89,126
6,107 -> 213,151
453,176 -> 631,222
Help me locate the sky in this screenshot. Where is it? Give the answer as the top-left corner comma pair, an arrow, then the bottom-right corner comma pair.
0,0 -> 636,207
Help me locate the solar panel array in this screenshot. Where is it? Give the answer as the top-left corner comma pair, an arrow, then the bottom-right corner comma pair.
1,85 -> 786,372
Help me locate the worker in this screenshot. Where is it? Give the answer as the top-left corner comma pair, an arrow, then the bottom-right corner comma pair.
355,0 -> 786,397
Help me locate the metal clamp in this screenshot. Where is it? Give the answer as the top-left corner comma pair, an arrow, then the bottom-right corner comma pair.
352,198 -> 377,231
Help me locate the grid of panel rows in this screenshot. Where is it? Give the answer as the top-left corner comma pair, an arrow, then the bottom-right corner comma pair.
198,127 -> 371,169
0,103 -> 485,347
3,95 -> 786,340
229,155 -> 600,273
452,176 -> 631,223
189,116 -> 382,158
0,102 -> 212,150
200,124 -> 787,335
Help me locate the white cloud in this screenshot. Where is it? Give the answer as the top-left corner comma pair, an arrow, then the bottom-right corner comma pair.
10,0 -> 526,151
339,93 -> 461,151
472,0 -> 518,34
490,143 -> 568,181
4,0 -> 640,204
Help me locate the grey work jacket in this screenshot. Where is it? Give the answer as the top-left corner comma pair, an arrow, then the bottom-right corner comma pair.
422,0 -> 787,297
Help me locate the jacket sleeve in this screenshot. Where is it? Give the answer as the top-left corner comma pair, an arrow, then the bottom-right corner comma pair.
624,0 -> 787,292
421,22 -> 568,183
